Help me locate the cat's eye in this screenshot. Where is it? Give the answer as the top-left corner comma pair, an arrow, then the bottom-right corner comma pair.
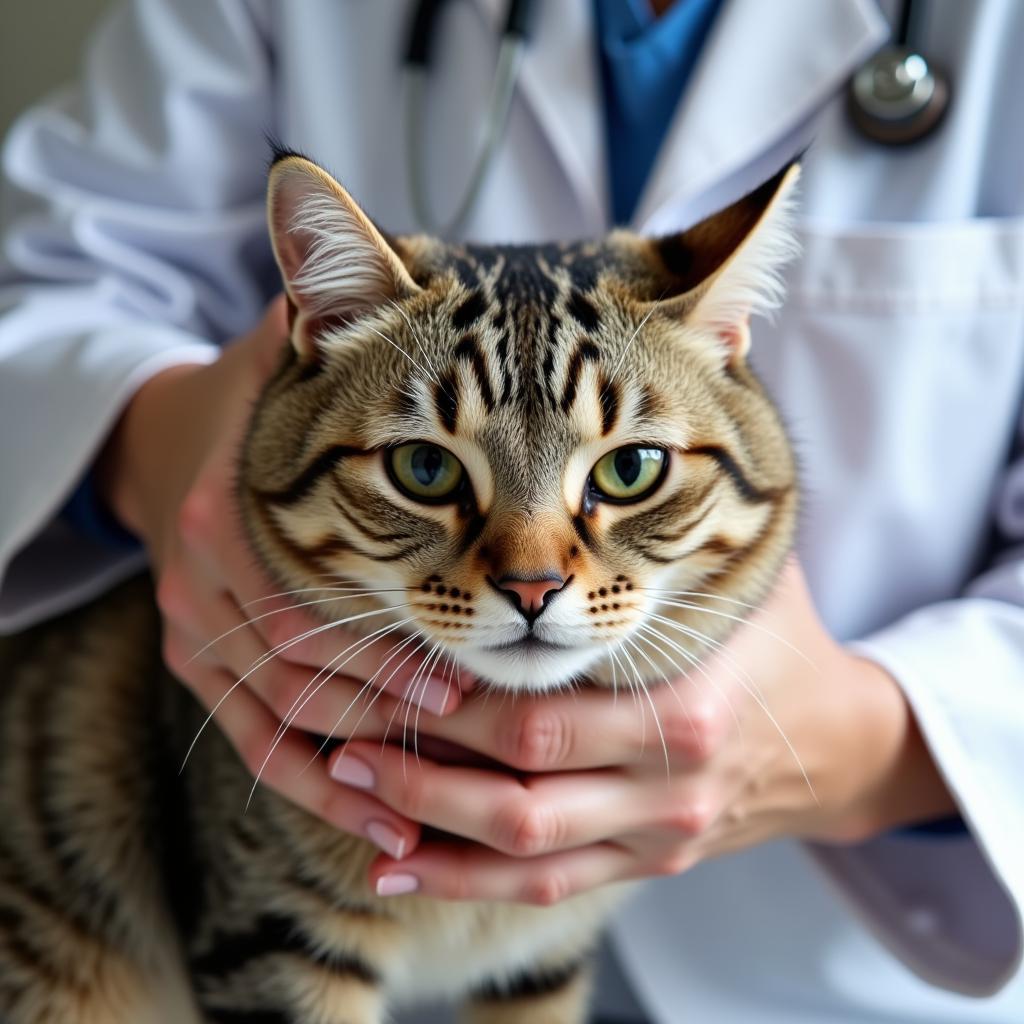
388,443 -> 465,502
591,446 -> 667,502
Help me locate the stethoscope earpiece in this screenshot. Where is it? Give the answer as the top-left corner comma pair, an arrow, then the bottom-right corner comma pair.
847,45 -> 949,146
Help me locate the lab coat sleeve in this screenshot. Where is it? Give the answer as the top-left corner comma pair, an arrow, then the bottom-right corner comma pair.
811,425 -> 1024,996
0,0 -> 277,633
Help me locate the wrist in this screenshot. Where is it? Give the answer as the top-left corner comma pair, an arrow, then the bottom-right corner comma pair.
825,652 -> 956,842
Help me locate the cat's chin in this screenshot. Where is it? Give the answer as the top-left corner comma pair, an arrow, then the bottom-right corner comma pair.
455,641 -> 606,692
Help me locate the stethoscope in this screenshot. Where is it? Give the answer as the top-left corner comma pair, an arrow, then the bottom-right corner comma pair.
403,0 -> 949,235
847,0 -> 950,145
403,0 -> 538,236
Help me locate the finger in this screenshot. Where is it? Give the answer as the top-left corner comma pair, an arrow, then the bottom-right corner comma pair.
166,545 -> 465,721
180,660 -> 420,861
244,606 -> 462,718
330,741 -> 670,857
174,596 -> 462,738
218,554 -> 470,710
368,840 -> 638,904
405,676 -> 728,773
249,293 -> 291,372
219,293 -> 290,378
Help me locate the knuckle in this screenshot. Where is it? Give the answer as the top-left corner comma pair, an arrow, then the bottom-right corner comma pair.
394,765 -> 426,819
654,848 -> 695,878
260,668 -> 302,721
506,706 -> 571,771
160,630 -> 189,678
663,702 -> 723,763
521,871 -> 570,907
262,610 -> 314,655
177,487 -> 217,548
663,798 -> 715,839
435,866 -> 474,902
238,731 -> 273,781
155,569 -> 188,623
497,801 -> 562,858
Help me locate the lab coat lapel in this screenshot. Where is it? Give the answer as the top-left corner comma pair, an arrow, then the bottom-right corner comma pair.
471,0 -> 607,233
634,0 -> 889,230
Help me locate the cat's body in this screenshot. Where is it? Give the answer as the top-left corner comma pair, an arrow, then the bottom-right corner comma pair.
0,579 -> 618,1023
0,154 -> 799,1023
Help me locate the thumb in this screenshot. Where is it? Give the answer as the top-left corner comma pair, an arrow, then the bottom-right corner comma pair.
249,292 -> 292,374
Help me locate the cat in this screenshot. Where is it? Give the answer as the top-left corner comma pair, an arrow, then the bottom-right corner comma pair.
0,149 -> 799,1024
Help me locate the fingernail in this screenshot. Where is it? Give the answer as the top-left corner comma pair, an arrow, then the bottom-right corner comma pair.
365,820 -> 407,860
330,754 -> 375,790
376,873 -> 419,897
410,676 -> 455,716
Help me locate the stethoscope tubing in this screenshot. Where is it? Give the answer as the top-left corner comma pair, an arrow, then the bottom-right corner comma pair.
404,0 -> 536,237
402,0 -> 949,235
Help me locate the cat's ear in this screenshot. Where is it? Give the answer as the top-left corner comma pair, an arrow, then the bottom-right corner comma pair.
267,152 -> 421,359
644,162 -> 800,363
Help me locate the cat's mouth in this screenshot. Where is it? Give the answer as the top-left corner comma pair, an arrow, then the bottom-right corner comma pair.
484,635 -> 574,654
462,630 -> 602,690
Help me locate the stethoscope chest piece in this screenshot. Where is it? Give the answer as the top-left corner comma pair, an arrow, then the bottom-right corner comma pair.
847,45 -> 949,145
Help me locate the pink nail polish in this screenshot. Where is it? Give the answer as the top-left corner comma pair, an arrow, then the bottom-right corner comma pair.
330,754 -> 375,789
376,873 -> 420,897
365,820 -> 407,860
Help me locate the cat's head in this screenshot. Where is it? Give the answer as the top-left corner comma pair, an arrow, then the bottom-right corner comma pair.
240,151 -> 799,691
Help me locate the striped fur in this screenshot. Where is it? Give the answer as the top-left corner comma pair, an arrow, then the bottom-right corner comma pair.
0,157 -> 800,1023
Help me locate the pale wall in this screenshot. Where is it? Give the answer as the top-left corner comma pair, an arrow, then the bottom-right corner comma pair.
0,0 -> 114,137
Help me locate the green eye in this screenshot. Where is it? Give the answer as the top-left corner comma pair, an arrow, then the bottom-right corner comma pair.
389,443 -> 465,502
591,446 -> 667,502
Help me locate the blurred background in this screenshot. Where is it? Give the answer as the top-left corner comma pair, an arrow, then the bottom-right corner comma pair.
0,1 -> 112,137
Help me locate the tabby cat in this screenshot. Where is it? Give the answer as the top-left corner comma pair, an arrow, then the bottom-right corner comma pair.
0,150 -> 799,1023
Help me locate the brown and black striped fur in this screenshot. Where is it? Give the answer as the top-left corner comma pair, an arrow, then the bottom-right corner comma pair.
0,155 -> 800,1022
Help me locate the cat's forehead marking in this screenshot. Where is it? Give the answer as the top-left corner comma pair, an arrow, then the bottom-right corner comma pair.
414,240 -> 625,437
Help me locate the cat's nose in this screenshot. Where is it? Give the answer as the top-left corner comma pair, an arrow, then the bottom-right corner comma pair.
493,574 -> 568,625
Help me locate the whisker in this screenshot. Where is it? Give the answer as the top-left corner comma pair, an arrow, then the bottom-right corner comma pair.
411,649 -> 458,769
406,642 -> 447,774
647,614 -> 818,803
615,642 -> 649,755
247,617 -> 414,807
397,641 -> 445,779
642,592 -> 818,671
189,589 -> 407,665
362,323 -> 451,399
241,585 -> 404,608
304,629 -> 426,773
321,632 -> 434,765
239,605 -> 404,682
636,620 -> 744,742
645,611 -> 761,723
601,290 -> 666,395
608,646 -> 641,727
270,615 -> 414,749
387,298 -> 442,385
180,605 -> 405,772
412,645 -> 447,768
621,635 -> 672,779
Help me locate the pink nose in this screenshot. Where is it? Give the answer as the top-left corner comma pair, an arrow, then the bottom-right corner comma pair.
496,575 -> 566,621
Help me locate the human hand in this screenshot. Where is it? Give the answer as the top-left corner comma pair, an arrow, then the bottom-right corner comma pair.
97,297 -> 468,858
326,560 -> 956,902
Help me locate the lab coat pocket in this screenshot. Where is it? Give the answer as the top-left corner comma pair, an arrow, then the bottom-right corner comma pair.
749,218 -> 1024,639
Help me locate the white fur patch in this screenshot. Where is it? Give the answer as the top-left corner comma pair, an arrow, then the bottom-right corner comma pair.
288,191 -> 399,317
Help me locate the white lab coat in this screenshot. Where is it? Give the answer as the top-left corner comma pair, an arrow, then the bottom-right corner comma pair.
1,1 -> 1023,1020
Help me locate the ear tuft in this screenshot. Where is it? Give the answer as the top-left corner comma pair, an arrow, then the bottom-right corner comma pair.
267,155 -> 420,359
